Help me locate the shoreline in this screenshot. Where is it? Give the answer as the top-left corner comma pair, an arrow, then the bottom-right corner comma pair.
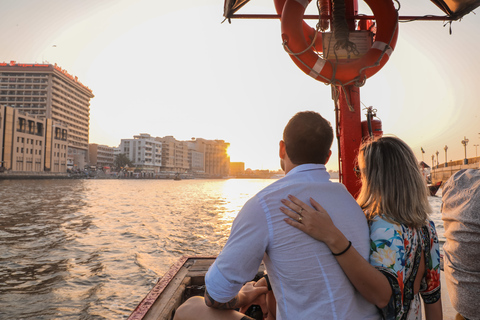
0,172 -> 280,180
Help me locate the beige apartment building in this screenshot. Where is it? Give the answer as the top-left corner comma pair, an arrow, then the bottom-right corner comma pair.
155,136 -> 189,173
88,143 -> 115,169
0,105 -> 67,172
0,105 -> 5,167
187,141 -> 205,173
0,61 -> 94,169
189,138 -> 230,177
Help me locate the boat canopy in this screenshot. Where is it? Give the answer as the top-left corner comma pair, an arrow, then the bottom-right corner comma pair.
224,0 -> 480,20
430,0 -> 480,19
224,0 -> 252,20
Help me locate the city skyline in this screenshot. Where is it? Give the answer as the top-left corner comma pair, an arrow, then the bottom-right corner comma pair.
1,1 -> 480,171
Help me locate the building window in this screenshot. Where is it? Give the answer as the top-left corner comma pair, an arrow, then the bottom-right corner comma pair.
36,122 -> 44,136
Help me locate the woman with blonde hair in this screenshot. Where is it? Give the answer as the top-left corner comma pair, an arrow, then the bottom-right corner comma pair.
281,136 -> 442,319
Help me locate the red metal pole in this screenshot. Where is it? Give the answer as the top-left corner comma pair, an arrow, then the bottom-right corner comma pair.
336,0 -> 362,197
336,85 -> 362,196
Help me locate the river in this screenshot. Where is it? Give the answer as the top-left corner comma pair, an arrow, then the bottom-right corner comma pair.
0,178 -> 444,319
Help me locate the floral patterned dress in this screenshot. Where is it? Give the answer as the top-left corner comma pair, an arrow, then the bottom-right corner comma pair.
369,216 -> 441,320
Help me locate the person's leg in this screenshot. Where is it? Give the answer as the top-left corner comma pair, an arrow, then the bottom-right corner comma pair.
174,296 -> 252,320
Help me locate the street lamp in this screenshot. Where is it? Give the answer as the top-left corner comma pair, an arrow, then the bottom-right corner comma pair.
461,136 -> 469,164
444,145 -> 448,167
431,154 -> 435,168
435,151 -> 439,168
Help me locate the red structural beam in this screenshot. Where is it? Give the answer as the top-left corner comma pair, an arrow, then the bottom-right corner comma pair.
228,14 -> 455,21
334,0 -> 362,196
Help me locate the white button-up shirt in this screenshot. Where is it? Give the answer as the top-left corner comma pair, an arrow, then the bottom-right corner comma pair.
205,164 -> 380,319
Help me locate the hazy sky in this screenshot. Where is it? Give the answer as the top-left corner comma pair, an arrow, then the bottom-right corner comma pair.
1,0 -> 479,170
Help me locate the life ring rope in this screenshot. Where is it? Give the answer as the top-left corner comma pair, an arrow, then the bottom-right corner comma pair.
282,27 -> 321,57
356,26 -> 398,81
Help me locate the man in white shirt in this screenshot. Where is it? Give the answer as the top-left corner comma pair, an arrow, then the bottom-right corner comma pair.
174,111 -> 379,320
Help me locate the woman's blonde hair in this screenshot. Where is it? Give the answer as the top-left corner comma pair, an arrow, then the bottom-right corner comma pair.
356,136 -> 431,228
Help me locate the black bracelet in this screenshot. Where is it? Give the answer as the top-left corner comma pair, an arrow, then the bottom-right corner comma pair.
262,274 -> 272,291
332,241 -> 352,256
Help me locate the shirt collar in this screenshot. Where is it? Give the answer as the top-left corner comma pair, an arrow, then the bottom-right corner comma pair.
285,163 -> 326,176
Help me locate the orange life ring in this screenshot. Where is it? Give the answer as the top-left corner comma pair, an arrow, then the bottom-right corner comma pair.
281,0 -> 399,85
274,0 -> 325,52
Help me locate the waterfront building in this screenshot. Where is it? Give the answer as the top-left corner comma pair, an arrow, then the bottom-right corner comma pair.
0,61 -> 94,169
113,146 -> 122,158
230,162 -> 245,176
155,136 -> 189,173
187,141 -> 205,173
0,105 -> 5,168
46,119 -> 69,173
189,138 -> 230,177
118,134 -> 162,173
88,143 -> 115,169
0,105 -> 67,172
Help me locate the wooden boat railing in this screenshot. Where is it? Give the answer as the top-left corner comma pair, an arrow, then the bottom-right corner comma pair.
128,256 -> 266,320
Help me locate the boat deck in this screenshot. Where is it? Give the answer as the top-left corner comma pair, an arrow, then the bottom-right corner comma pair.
129,256 -> 458,320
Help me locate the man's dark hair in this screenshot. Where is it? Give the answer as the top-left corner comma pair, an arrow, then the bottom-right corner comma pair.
283,111 -> 333,164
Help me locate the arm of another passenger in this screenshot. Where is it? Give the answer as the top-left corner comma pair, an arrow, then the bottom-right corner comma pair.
280,195 -> 392,308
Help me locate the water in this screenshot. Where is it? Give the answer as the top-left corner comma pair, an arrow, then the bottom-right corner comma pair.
0,179 -> 445,319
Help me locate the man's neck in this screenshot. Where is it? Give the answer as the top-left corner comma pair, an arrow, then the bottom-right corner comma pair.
284,160 -> 296,174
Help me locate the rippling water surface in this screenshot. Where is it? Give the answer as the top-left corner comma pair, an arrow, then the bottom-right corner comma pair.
0,179 -> 445,319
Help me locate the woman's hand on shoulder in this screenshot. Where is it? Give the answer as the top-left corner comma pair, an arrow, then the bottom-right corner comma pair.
280,195 -> 345,248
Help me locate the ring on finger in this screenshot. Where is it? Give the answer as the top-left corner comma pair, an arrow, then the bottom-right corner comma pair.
298,208 -> 304,216
297,216 -> 303,223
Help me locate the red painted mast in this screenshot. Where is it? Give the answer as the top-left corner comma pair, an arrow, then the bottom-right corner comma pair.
335,85 -> 362,196
336,0 -> 362,197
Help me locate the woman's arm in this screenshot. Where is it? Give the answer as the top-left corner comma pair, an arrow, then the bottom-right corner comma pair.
424,299 -> 442,320
421,221 -> 443,320
281,195 -> 392,308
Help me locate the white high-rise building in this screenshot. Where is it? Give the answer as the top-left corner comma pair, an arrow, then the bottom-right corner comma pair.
118,133 -> 162,172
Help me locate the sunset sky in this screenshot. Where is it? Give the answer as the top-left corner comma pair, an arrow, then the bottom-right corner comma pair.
1,0 -> 479,171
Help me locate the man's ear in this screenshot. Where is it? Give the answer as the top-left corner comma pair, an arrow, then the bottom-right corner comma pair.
279,140 -> 286,159
324,150 -> 332,164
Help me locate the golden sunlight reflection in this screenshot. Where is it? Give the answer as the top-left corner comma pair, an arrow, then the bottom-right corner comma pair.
217,179 -> 275,221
